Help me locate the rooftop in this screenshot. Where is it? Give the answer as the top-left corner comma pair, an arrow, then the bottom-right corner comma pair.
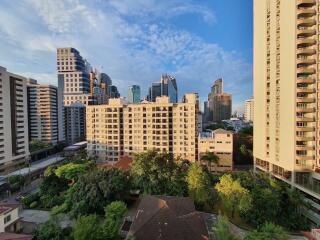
128,195 -> 209,240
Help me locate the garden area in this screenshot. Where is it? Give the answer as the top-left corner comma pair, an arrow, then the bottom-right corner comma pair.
24,150 -> 311,240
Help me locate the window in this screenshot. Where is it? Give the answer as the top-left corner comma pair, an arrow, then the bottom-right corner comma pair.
4,215 -> 11,224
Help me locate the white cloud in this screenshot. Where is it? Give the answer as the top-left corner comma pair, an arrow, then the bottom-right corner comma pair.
0,0 -> 251,112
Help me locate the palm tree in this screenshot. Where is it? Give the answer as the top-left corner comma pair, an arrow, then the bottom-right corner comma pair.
201,152 -> 219,173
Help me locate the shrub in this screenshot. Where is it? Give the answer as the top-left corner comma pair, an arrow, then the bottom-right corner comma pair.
30,201 -> 38,209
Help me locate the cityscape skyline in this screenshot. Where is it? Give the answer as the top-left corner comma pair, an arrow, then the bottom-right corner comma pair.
0,0 -> 253,112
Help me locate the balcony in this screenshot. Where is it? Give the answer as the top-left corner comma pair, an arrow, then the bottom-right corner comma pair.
296,126 -> 314,131
296,145 -> 314,150
297,0 -> 316,7
297,28 -> 316,37
296,136 -> 314,141
296,97 -> 315,103
297,57 -> 316,65
297,38 -> 316,47
296,116 -> 315,121
296,87 -> 315,93
296,155 -> 315,161
296,77 -> 315,83
297,8 -> 316,17
295,163 -> 314,172
297,47 -> 316,56
297,18 -> 316,27
296,107 -> 315,113
297,67 -> 315,74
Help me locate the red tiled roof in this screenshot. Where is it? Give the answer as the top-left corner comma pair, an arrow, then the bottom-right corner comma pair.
0,203 -> 19,215
98,156 -> 133,171
0,232 -> 33,240
128,195 -> 209,240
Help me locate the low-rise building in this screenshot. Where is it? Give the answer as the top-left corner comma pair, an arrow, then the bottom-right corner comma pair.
125,195 -> 209,240
199,129 -> 233,172
0,204 -> 21,233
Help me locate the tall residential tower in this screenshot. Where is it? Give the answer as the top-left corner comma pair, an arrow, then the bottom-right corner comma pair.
254,0 -> 320,225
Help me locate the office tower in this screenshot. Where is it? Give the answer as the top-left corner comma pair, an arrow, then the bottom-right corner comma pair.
147,74 -> 178,103
199,129 -> 233,172
204,78 -> 232,123
27,79 -> 58,145
244,98 -> 254,122
64,103 -> 86,144
254,0 -> 320,225
108,85 -> 120,98
86,93 -> 199,162
127,85 -> 141,103
0,67 -> 29,173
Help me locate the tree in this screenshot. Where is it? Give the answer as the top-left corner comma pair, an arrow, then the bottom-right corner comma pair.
103,201 -> 127,239
73,215 -> 103,240
186,163 -> 212,205
245,222 -> 288,240
201,152 -> 219,172
54,163 -> 87,182
65,168 -> 129,217
8,175 -> 25,192
214,215 -> 240,240
131,150 -> 187,196
34,217 -> 64,240
215,174 -> 251,218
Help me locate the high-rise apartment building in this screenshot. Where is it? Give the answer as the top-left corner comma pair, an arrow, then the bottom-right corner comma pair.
57,47 -> 112,144
86,93 -> 199,162
0,67 -> 29,173
147,74 -> 178,103
27,79 -> 58,145
127,85 -> 141,103
64,103 -> 86,144
204,78 -> 232,123
244,98 -> 254,122
254,0 -> 320,225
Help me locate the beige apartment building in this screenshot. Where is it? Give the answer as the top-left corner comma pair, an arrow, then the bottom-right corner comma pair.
244,98 -> 254,122
27,79 -> 58,145
0,67 -> 29,174
86,94 -> 199,162
254,0 -> 320,225
199,129 -> 233,172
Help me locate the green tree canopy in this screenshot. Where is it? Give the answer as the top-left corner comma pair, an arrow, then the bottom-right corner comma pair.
213,215 -> 240,240
54,162 -> 87,181
186,163 -> 212,205
73,215 -> 103,240
34,217 -> 65,240
130,150 -> 187,196
103,201 -> 127,240
65,168 -> 129,217
245,222 -> 288,240
215,174 -> 251,218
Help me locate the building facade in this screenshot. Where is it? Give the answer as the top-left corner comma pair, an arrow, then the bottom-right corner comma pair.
254,0 -> 320,225
0,67 -> 29,173
147,74 -> 178,103
205,78 -> 232,123
86,94 -> 199,163
199,129 -> 233,172
27,79 -> 58,145
244,98 -> 254,122
64,103 -> 86,145
127,85 -> 141,103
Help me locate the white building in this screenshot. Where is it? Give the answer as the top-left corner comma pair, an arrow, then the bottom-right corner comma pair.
27,79 -> 58,145
0,67 -> 30,174
244,98 -> 254,122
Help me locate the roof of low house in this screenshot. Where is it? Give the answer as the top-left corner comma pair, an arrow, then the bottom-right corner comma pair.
128,195 -> 209,240
98,156 -> 133,171
0,203 -> 19,215
213,128 -> 233,134
0,233 -> 33,240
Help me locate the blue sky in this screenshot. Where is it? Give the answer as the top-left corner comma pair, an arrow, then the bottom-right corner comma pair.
0,0 -> 253,112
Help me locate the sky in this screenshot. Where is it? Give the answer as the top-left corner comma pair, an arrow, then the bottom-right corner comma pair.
0,0 -> 253,112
